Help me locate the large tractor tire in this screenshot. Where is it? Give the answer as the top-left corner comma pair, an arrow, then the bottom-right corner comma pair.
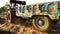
7,11 -> 15,23
32,16 -> 52,32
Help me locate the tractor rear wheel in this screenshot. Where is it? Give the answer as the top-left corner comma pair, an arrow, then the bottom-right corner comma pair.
32,16 -> 52,32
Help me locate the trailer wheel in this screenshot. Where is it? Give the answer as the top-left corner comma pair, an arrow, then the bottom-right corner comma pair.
7,11 -> 15,23
32,16 -> 52,32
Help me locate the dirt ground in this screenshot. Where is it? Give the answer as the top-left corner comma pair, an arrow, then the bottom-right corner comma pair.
17,23 -> 60,34
0,18 -> 60,34
14,19 -> 60,34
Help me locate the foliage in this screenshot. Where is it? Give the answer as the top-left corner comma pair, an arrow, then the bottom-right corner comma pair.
0,6 -> 8,13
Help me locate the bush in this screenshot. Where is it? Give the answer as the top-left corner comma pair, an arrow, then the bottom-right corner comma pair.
0,6 -> 8,13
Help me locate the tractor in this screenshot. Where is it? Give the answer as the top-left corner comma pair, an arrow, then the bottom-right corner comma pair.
7,0 -> 60,32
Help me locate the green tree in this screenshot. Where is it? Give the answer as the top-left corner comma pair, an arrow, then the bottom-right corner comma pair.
0,6 -> 8,13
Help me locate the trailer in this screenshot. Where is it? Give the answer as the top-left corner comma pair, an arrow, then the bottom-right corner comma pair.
7,0 -> 60,32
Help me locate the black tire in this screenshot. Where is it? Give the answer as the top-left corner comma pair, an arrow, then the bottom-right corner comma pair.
7,11 -> 15,23
32,16 -> 52,32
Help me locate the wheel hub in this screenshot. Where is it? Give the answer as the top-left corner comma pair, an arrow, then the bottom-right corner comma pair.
38,20 -> 43,25
37,19 -> 45,27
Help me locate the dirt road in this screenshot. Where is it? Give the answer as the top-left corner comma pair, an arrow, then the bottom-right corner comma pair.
14,19 -> 60,34
0,18 -> 60,34
17,23 -> 60,34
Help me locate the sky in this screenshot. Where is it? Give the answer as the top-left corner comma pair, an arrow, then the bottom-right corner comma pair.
0,0 -> 59,7
0,0 -> 8,7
